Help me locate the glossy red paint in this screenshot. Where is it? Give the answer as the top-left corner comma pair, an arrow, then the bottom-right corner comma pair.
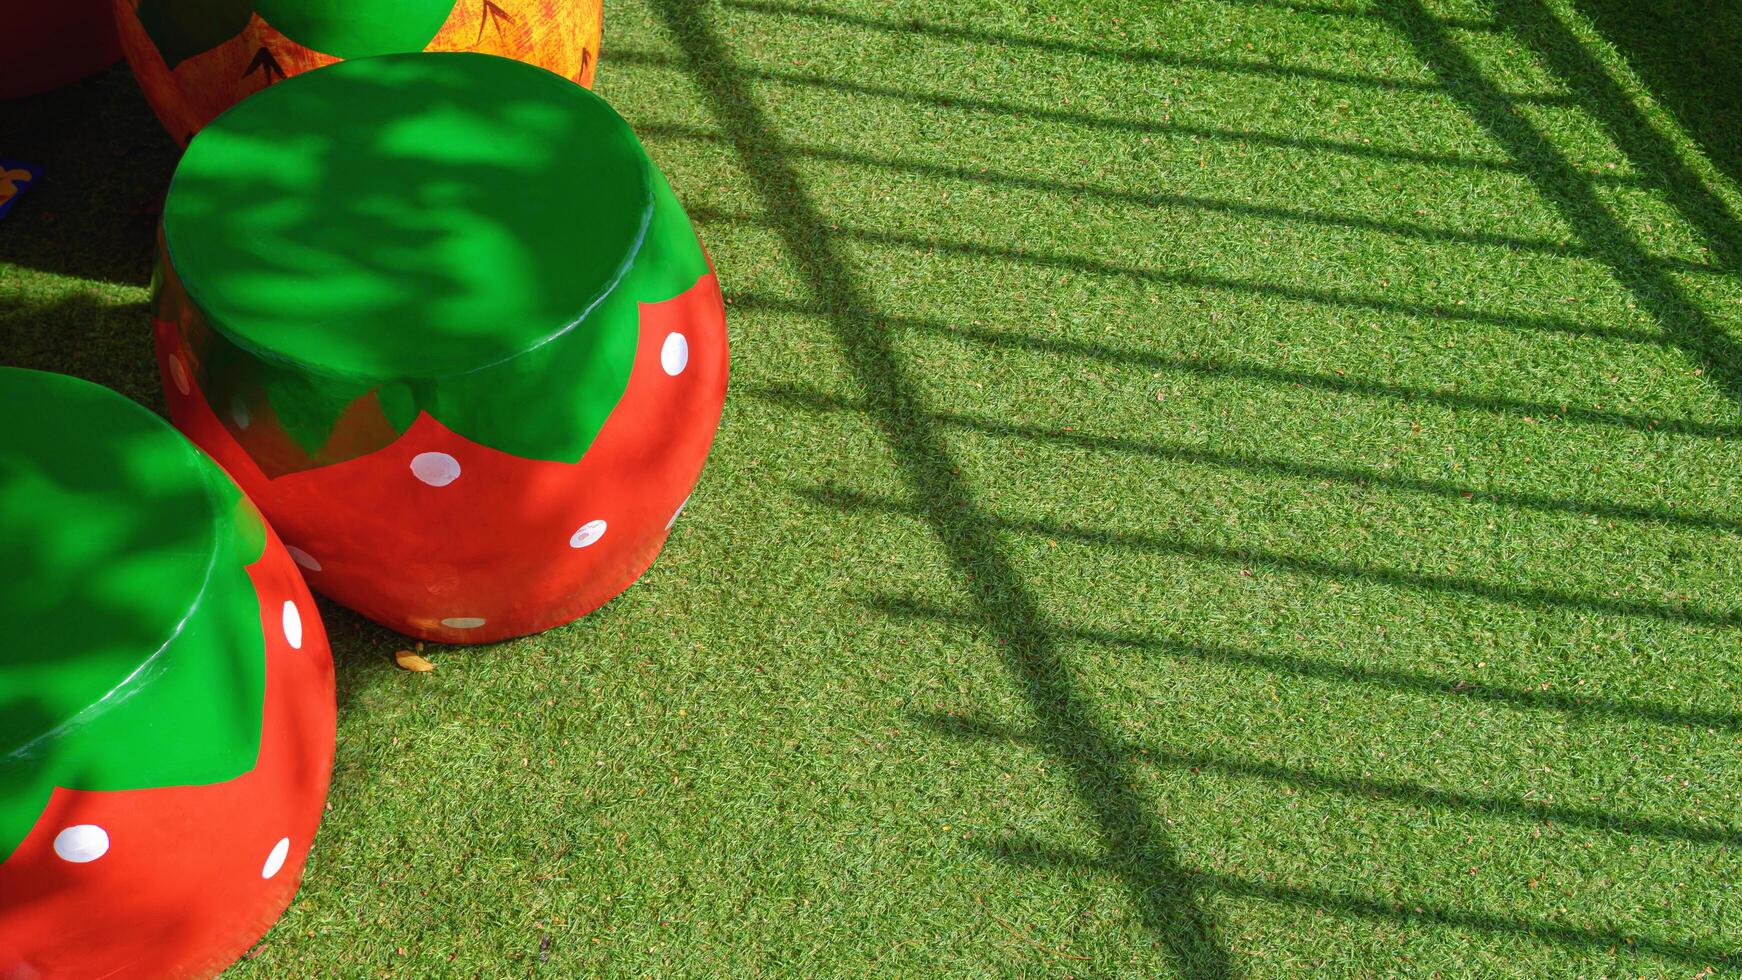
157,272 -> 729,643
0,522 -> 335,980
0,0 -> 120,100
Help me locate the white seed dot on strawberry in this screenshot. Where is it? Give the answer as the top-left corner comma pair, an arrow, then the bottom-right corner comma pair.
569,519 -> 608,549
661,332 -> 689,376
282,600 -> 303,649
666,495 -> 690,530
261,837 -> 291,880
441,617 -> 486,629
410,452 -> 461,487
168,356 -> 190,395
53,825 -> 109,863
287,546 -> 322,572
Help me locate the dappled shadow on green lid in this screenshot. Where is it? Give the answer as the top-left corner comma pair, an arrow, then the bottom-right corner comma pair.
157,52 -> 710,469
163,52 -> 649,380
0,369 -> 265,862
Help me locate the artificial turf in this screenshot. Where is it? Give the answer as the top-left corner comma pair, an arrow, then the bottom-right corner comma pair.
4,0 -> 1742,974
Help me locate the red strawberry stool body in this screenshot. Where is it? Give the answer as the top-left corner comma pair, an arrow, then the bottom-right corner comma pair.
154,53 -> 729,644
0,368 -> 336,980
0,0 -> 120,99
113,0 -> 601,143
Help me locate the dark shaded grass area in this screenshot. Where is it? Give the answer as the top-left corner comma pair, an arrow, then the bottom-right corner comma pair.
1570,0 -> 1742,193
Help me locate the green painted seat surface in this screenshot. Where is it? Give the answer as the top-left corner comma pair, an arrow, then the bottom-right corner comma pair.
250,0 -> 456,59
0,369 -> 266,861
165,52 -> 647,381
160,52 -> 709,463
136,0 -> 454,68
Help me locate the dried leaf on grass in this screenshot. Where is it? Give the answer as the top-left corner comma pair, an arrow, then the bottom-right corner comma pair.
395,650 -> 434,672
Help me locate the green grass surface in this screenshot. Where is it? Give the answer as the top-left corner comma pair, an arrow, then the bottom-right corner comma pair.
5,0 -> 1742,974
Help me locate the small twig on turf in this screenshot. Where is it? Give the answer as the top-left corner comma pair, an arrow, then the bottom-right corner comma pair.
975,895 -> 1090,961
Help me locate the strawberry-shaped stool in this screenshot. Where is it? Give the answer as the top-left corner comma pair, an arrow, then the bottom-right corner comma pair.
154,52 -> 729,644
0,368 -> 336,979
0,0 -> 120,99
113,0 -> 601,143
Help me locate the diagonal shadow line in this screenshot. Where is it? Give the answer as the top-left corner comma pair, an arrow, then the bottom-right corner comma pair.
650,1 -> 1236,975
983,837 -> 1738,966
694,207 -> 1668,347
720,0 -> 1579,104
808,485 -> 1742,629
865,594 -> 1742,733
639,121 -> 1720,275
917,712 -> 1742,847
750,382 -> 1742,534
1216,0 -> 1502,31
731,294 -> 1740,440
1382,0 -> 1742,408
1495,0 -> 1742,274
608,48 -> 1650,185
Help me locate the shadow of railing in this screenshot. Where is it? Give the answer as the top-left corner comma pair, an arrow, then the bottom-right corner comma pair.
641,0 -> 1742,967
731,294 -> 1741,441
1382,0 -> 1742,408
719,0 -> 1576,102
1565,0 -> 1742,196
916,711 -> 1741,847
750,382 -> 1742,534
984,835 -> 1736,966
651,0 -> 1234,973
640,121 -> 1722,274
808,484 -> 1742,630
1214,0 -> 1501,30
696,208 -> 1668,346
1501,0 -> 1742,275
866,594 -> 1742,733
610,48 -> 1655,185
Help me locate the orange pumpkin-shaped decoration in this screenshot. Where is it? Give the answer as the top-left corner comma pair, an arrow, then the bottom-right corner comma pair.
113,0 -> 601,143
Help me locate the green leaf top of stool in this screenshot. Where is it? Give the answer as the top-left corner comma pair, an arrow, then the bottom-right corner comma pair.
135,0 -> 454,68
0,369 -> 268,862
135,0 -> 255,69
251,0 -> 454,59
161,53 -> 709,467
